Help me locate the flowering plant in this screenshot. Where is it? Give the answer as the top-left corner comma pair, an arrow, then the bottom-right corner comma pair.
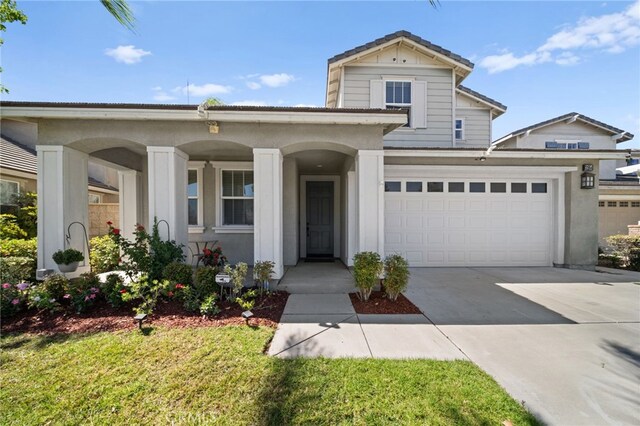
1,281 -> 29,318
65,273 -> 101,313
202,246 -> 227,268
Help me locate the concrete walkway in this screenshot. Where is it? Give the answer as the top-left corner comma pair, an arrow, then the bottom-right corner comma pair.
268,294 -> 464,359
276,260 -> 357,294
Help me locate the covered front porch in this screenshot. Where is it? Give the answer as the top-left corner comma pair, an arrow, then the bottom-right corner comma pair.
0,103 -> 406,279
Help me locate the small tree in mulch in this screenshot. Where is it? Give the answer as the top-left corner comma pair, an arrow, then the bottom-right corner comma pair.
352,251 -> 382,301
383,254 -> 410,301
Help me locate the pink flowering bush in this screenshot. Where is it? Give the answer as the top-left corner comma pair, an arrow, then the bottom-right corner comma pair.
1,281 -> 29,318
66,273 -> 101,313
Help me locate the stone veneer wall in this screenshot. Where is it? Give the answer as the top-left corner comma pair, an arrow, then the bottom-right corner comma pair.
89,203 -> 119,237
628,223 -> 640,236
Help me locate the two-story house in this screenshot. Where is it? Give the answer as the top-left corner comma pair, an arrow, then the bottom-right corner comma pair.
0,30 -> 633,278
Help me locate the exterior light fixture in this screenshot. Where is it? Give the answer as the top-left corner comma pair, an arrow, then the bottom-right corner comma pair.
241,310 -> 254,324
207,121 -> 219,134
134,313 -> 148,330
581,164 -> 595,189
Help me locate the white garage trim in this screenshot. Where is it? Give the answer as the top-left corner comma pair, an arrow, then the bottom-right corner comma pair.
599,194 -> 640,201
384,165 -> 570,266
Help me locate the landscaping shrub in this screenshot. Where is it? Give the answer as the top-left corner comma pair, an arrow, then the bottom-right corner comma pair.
163,262 -> 193,286
352,251 -> 382,301
41,274 -> 69,300
179,267 -> 220,312
110,219 -> 184,281
90,234 -> 120,273
629,248 -> 640,271
0,256 -> 35,284
5,191 -> 37,238
598,253 -> 622,269
28,284 -> 62,313
1,281 -> 29,318
254,260 -> 275,292
0,214 -> 27,239
120,274 -> 171,315
65,273 -> 101,313
199,293 -> 220,316
606,234 -> 640,269
100,273 -> 127,308
383,254 -> 410,301
202,245 -> 227,268
236,288 -> 258,311
224,262 -> 248,298
0,237 -> 37,262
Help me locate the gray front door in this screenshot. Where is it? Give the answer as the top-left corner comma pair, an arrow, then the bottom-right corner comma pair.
306,181 -> 334,257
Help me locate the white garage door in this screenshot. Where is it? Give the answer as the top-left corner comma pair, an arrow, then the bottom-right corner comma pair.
384,179 -> 553,267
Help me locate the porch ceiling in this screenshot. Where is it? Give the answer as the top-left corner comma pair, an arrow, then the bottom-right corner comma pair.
289,150 -> 349,174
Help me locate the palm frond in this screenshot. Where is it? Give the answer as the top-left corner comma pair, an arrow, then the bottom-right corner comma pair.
100,0 -> 135,31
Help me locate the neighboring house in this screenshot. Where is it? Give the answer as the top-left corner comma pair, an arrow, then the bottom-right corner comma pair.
0,30 -> 635,277
0,136 -> 120,237
493,113 -> 637,245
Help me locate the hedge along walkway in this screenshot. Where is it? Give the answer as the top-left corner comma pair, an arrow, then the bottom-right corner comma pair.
1,327 -> 540,425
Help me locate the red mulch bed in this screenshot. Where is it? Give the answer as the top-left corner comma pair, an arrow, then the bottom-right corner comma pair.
349,291 -> 422,314
1,292 -> 289,335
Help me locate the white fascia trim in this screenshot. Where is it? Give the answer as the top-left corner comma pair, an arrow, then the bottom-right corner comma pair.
1,106 -> 406,127
455,88 -> 506,113
211,227 -> 254,234
599,194 -> 640,201
384,149 -> 631,160
384,165 -> 577,179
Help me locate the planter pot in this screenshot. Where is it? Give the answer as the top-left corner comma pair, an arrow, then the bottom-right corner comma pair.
57,261 -> 79,273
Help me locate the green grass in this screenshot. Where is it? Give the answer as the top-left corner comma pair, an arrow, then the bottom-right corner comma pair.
0,327 -> 539,425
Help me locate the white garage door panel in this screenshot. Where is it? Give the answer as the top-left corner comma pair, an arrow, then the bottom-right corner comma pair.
384,179 -> 553,267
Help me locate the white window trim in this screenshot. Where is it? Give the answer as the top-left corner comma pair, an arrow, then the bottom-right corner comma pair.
88,193 -> 102,204
455,118 -> 465,141
209,161 -> 254,233
0,178 -> 20,204
384,79 -> 414,129
188,161 -> 206,234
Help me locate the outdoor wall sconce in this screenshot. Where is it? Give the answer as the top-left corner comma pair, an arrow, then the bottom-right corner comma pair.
581,164 -> 595,189
207,121 -> 219,134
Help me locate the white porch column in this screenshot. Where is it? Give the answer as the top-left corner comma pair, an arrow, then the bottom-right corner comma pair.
253,148 -> 284,278
118,170 -> 142,240
146,147 -> 188,250
36,146 -> 90,273
355,150 -> 385,255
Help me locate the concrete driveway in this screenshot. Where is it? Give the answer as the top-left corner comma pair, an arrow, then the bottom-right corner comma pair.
405,267 -> 640,426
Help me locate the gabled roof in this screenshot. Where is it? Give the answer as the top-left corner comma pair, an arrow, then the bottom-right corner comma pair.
0,135 -> 118,192
328,30 -> 474,69
456,85 -> 507,114
0,136 -> 37,174
494,112 -> 634,145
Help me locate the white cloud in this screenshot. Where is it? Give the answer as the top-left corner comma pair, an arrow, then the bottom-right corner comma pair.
479,51 -> 551,74
259,73 -> 295,88
172,83 -> 233,97
479,0 -> 640,73
555,52 -> 580,66
246,81 -> 262,90
104,45 -> 151,64
151,87 -> 176,102
230,100 -> 268,106
293,103 -> 319,108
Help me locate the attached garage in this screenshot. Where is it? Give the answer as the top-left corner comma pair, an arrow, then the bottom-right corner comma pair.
384,166 -> 567,267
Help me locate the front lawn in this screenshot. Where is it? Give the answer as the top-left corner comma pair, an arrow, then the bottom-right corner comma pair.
1,327 -> 539,425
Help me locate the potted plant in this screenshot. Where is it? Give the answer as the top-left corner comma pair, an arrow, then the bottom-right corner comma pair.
52,248 -> 84,273
383,254 -> 410,301
352,251 -> 382,301
253,260 -> 275,292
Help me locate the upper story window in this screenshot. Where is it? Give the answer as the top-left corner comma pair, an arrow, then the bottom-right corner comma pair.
455,119 -> 465,140
0,179 -> 20,205
222,170 -> 254,226
386,81 -> 412,127
88,193 -> 102,204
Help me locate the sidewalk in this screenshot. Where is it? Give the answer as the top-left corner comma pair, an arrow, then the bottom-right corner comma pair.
268,294 -> 465,359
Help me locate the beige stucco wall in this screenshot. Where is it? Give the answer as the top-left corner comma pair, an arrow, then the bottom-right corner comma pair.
0,171 -> 37,197
89,203 -> 119,237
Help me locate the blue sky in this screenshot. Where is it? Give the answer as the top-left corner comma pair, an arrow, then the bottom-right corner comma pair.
2,1 -> 639,148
